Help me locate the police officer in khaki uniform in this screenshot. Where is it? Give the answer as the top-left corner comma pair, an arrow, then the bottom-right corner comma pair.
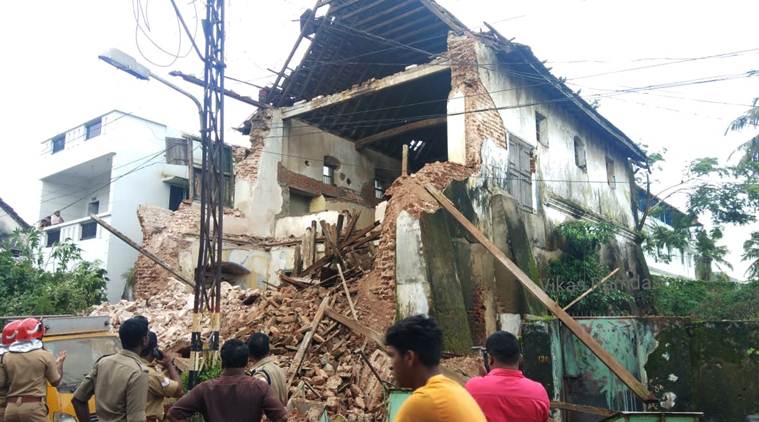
141,332 -> 183,422
3,318 -> 67,422
72,317 -> 150,422
247,333 -> 288,406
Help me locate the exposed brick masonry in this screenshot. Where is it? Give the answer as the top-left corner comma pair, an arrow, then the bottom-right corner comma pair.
356,162 -> 475,331
448,34 -> 508,169
234,108 -> 273,183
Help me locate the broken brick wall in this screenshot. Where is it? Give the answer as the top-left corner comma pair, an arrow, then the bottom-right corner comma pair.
235,108 -> 274,185
447,33 -> 508,169
133,204 -> 198,299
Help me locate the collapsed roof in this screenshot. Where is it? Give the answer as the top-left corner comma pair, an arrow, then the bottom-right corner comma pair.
265,0 -> 466,106
261,0 -> 646,163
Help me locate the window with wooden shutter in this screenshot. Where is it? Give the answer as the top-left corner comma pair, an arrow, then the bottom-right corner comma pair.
507,135 -> 534,211
535,112 -> 547,147
574,136 -> 587,171
606,156 -> 616,189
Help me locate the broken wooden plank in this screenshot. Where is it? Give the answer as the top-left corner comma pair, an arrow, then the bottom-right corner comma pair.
423,184 -> 656,402
337,264 -> 359,320
302,229 -> 314,268
563,267 -> 620,311
293,245 -> 303,277
287,294 -> 331,388
90,214 -> 194,288
345,221 -> 380,244
302,252 -> 333,276
320,220 -> 347,267
342,210 -> 361,243
336,213 -> 344,247
325,309 -> 384,348
278,273 -> 314,289
310,220 -> 318,264
356,117 -> 447,150
280,59 -> 450,119
402,144 -> 409,177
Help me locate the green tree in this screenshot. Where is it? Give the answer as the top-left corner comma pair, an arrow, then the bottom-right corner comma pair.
743,232 -> 759,281
693,227 -> 732,281
727,96 -> 759,165
724,96 -> 759,279
547,221 -> 634,315
0,228 -> 107,316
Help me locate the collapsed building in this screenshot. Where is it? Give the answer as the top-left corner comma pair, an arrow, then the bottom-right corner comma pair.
117,0 -> 725,420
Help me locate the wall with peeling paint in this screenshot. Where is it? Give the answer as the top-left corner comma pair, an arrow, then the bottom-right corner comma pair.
475,42 -> 636,230
522,318 -> 759,422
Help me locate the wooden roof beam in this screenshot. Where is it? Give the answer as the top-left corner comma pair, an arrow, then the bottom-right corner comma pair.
361,6 -> 427,33
281,59 -> 449,119
355,117 -> 446,150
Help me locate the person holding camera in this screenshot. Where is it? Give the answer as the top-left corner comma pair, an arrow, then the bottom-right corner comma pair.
142,332 -> 183,422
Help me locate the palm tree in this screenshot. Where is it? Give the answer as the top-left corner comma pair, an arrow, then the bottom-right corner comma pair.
743,231 -> 759,281
727,97 -> 759,164
694,228 -> 732,281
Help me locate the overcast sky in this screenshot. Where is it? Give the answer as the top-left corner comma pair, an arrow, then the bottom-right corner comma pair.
1,0 -> 757,278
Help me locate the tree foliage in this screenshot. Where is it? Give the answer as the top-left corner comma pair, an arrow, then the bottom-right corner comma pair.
653,275 -> 759,320
547,221 -> 634,315
0,228 -> 107,316
742,231 -> 759,281
635,151 -> 759,281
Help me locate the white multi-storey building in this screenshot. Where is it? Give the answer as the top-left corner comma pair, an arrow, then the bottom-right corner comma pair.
636,187 -> 698,280
38,110 -> 231,301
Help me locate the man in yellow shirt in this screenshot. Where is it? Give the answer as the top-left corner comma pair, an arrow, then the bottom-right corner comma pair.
385,315 -> 486,422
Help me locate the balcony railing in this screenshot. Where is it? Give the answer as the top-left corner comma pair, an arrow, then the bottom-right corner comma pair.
42,213 -> 111,247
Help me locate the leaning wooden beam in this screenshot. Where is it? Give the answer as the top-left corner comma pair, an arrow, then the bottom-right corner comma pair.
356,117 -> 447,150
563,267 -> 620,311
287,294 -> 331,388
337,264 -> 359,320
90,214 -> 194,288
423,185 -> 656,402
168,71 -> 268,108
280,59 -> 450,119
550,401 -> 615,417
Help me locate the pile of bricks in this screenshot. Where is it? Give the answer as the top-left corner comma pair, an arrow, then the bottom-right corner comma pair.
91,216 -> 391,421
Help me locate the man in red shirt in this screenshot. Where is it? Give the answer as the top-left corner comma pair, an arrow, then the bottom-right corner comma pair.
465,331 -> 550,422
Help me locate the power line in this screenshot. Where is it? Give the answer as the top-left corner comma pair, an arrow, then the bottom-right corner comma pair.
132,0 -> 200,67
241,69 -> 757,134
567,47 -> 759,81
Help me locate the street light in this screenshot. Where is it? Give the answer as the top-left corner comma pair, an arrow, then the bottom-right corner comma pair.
99,47 -> 202,199
98,48 -> 202,118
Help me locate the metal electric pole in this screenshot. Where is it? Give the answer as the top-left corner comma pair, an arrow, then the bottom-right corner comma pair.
188,0 -> 226,389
